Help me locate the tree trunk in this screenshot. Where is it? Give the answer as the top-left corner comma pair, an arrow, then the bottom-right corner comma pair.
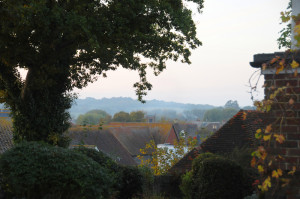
11,65 -> 72,147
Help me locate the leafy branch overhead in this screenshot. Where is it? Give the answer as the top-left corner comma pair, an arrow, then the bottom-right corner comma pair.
0,0 -> 203,101
0,0 -> 204,144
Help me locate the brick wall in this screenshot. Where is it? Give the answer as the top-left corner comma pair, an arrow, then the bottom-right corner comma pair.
263,72 -> 300,171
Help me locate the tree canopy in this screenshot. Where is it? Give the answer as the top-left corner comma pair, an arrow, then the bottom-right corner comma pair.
0,0 -> 204,145
76,109 -> 111,125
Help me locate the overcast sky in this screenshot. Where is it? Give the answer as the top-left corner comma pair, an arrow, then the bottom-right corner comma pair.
74,0 -> 289,107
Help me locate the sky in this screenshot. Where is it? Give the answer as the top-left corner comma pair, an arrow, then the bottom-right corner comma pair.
74,0 -> 290,107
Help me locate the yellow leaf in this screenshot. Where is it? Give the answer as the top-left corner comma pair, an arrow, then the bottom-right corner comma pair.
268,160 -> 272,166
270,56 -> 280,64
261,176 -> 271,191
288,166 -> 296,175
272,169 -> 282,179
256,129 -> 262,134
242,112 -> 247,120
276,64 -> 284,74
258,165 -> 264,173
274,134 -> 285,144
263,134 -> 272,141
261,152 -> 267,160
272,170 -> 279,178
291,60 -> 299,69
265,124 -> 272,133
277,169 -> 283,176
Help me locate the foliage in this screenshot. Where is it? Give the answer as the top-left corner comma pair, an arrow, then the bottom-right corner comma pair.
74,147 -> 143,199
277,0 -> 292,49
138,165 -> 155,196
76,109 -> 111,125
72,146 -> 119,172
197,127 -> 213,143
179,171 -> 193,199
138,133 -> 197,175
112,110 -> 146,122
224,100 -> 240,109
249,54 -> 298,194
203,107 -> 238,122
0,141 -> 113,199
250,9 -> 300,194
0,0 -> 204,145
112,111 -> 131,122
130,110 -> 146,122
187,154 -> 251,199
117,166 -> 144,199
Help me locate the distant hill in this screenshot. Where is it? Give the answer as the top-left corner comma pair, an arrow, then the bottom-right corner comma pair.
69,97 -> 216,119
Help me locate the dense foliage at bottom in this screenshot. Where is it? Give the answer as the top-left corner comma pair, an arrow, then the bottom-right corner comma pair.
0,142 -> 143,199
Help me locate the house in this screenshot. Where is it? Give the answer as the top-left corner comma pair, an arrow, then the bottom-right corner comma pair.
67,127 -> 137,166
168,110 -> 266,174
68,123 -> 179,165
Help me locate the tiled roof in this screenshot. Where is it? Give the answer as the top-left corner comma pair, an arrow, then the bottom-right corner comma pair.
109,126 -> 166,156
0,119 -> 13,154
103,122 -> 172,141
67,127 -> 137,166
169,110 -> 266,174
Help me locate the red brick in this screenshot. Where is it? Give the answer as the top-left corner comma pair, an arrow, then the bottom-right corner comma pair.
286,118 -> 300,125
288,149 -> 300,156
276,80 -> 298,87
287,133 -> 300,140
284,157 -> 299,164
280,141 -> 298,148
281,126 -> 298,132
271,74 -> 297,79
269,148 -> 287,155
287,87 -> 300,94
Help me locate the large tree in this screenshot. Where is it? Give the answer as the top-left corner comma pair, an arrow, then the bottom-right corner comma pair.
0,0 -> 203,146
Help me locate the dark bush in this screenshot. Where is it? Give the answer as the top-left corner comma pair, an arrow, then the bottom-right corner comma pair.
72,146 -> 120,172
191,152 -> 217,174
73,147 -> 143,199
180,171 -> 193,199
138,165 -> 154,195
0,141 -> 113,199
117,165 -> 143,199
191,156 -> 246,199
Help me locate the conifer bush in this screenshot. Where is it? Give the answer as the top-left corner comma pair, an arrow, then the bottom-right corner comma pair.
0,142 -> 113,199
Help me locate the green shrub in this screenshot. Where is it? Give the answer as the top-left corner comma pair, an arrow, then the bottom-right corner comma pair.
180,171 -> 193,199
181,153 -> 253,199
191,152 -> 217,174
73,147 -> 144,198
73,147 -> 143,198
72,146 -> 120,172
191,156 -> 246,199
0,141 -> 113,199
138,165 -> 154,196
117,166 -> 143,199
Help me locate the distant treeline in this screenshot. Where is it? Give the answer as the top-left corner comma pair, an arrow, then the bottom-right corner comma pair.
75,100 -> 255,125
76,110 -> 146,125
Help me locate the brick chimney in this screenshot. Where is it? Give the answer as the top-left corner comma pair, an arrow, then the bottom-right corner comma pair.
249,1 -> 300,197
250,53 -> 300,199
